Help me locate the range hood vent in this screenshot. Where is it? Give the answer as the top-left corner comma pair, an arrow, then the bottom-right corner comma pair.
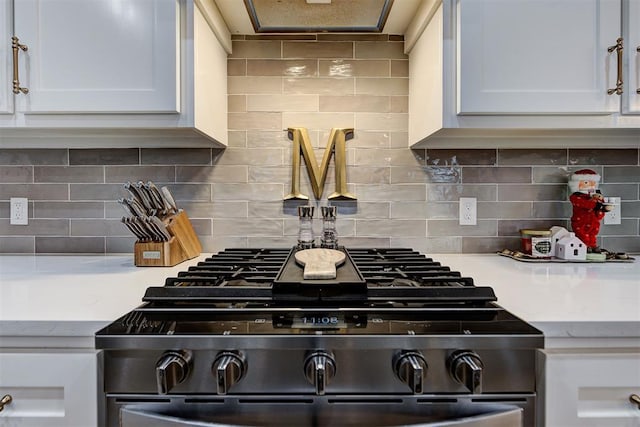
243,0 -> 394,33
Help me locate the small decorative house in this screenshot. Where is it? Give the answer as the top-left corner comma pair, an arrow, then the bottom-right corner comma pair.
556,232 -> 587,261
549,226 -> 570,257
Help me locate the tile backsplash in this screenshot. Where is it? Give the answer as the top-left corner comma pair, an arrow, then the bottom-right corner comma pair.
1,35 -> 639,254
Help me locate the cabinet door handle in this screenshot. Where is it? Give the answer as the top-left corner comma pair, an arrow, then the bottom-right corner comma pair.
637,46 -> 640,94
11,36 -> 29,95
631,393 -> 640,409
607,37 -> 623,95
0,394 -> 12,412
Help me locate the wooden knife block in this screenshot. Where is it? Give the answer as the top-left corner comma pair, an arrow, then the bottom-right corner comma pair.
134,211 -> 202,267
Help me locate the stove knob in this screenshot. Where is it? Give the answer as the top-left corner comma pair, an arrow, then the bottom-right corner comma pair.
155,350 -> 192,395
212,351 -> 246,395
304,351 -> 336,396
393,351 -> 428,394
448,350 -> 483,394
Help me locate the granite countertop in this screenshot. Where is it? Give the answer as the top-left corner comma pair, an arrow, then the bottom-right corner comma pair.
1,253 -> 638,348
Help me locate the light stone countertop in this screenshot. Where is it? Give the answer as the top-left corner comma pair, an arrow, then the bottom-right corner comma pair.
1,253 -> 638,349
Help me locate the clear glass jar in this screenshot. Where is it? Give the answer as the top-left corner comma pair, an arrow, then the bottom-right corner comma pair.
320,206 -> 338,249
297,206 -> 315,249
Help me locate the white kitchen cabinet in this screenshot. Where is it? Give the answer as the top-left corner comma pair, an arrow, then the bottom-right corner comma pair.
0,350 -> 98,427
458,0 -> 621,115
623,0 -> 640,114
407,0 -> 640,148
0,0 -> 229,147
0,0 -> 11,115
538,349 -> 640,427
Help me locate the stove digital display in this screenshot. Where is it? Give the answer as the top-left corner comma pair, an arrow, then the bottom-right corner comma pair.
274,313 -> 366,330
292,315 -> 345,329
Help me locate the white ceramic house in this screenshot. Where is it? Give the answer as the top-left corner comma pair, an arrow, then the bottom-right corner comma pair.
556,232 -> 587,261
549,226 -> 570,257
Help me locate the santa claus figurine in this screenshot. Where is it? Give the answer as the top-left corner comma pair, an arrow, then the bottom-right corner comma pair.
568,169 -> 613,252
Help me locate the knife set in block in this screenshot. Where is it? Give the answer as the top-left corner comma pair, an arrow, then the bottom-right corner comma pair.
134,210 -> 202,267
118,181 -> 202,267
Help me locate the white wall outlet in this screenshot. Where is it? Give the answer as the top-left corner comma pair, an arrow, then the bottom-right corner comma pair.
10,197 -> 29,225
604,196 -> 621,225
459,197 -> 477,225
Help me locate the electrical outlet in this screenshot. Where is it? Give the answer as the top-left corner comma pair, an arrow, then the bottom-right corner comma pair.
604,196 -> 621,225
459,197 -> 477,225
10,197 -> 28,225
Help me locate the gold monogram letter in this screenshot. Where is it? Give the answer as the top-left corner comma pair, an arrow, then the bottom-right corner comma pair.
285,127 -> 356,201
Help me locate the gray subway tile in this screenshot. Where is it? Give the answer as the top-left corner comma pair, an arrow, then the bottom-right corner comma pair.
177,165 -> 248,183
599,219 -> 639,236
319,59 -> 390,77
427,149 -> 496,166
532,167 -> 573,184
0,218 -> 69,236
340,236 -> 390,248
463,167 -> 531,184
0,236 -> 35,253
0,166 -> 33,183
356,219 -> 425,237
164,184 -> 212,202
284,77 -> 354,95
532,201 -> 572,219
69,148 -> 138,165
70,184 -> 124,201
427,220 -> 497,237
214,148 -> 283,166
319,34 -> 388,42
247,59 -> 318,77
427,184 -> 497,202
498,184 -> 567,201
229,112 -> 283,131
498,149 -> 567,165
228,76 -> 283,94
227,59 -> 246,76
355,41 -> 407,59
480,201 -> 532,219
105,166 -> 176,183
230,40 -> 282,59
621,201 -> 640,217
569,149 -> 639,165
36,237 -> 104,253
391,201 -> 429,219
600,236 -> 640,253
34,202 -> 104,219
0,149 -> 68,165
356,184 -> 425,201
390,60 -> 409,77
71,219 -> 128,237
0,184 -> 69,200
213,218 -> 283,236
603,166 -> 640,183
356,78 -> 408,96
319,95 -> 389,112
141,148 -> 212,165
106,237 -> 136,253
213,183 -> 284,201
228,95 -> 247,113
283,41 -> 353,59
34,166 -> 104,183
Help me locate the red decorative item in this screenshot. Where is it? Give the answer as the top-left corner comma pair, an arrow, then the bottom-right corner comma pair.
568,169 -> 612,251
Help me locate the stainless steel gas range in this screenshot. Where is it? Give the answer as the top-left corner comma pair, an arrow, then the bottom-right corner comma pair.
95,247 -> 543,426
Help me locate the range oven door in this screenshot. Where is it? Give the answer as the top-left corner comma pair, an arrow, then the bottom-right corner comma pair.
118,400 -> 525,427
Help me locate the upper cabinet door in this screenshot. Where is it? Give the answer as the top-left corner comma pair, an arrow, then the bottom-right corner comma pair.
623,0 -> 640,114
13,0 -> 179,114
457,0 -> 621,114
0,0 -> 12,114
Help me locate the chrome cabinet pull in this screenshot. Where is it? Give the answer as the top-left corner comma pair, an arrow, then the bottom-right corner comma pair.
0,394 -> 12,412
11,36 -> 29,95
631,393 -> 640,409
607,37 -> 623,95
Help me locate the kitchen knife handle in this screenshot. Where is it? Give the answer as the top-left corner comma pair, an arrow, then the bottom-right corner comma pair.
11,37 -> 29,94
607,37 -> 624,95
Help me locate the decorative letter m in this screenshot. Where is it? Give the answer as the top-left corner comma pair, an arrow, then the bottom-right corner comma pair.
285,127 -> 356,201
